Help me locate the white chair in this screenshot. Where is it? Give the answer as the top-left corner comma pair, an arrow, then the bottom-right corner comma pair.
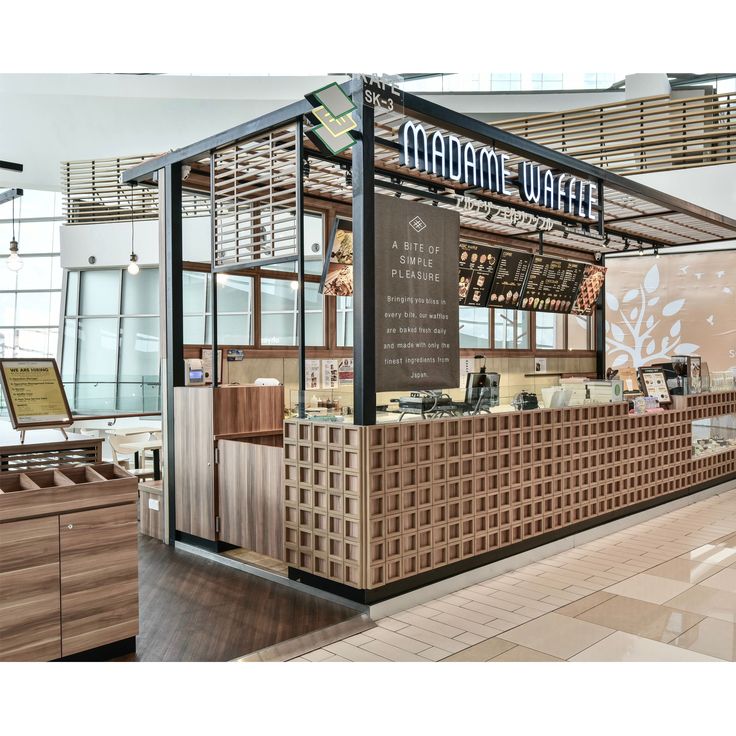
108,432 -> 156,480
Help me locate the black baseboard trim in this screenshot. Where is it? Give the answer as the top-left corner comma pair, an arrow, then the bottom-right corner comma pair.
290,472 -> 736,605
56,636 -> 136,662
175,531 -> 220,553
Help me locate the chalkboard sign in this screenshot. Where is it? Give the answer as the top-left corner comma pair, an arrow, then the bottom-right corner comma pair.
521,256 -> 585,313
486,249 -> 533,309
458,243 -> 500,307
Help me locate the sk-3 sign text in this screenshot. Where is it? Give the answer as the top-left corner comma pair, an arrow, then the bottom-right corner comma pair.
398,121 -> 597,220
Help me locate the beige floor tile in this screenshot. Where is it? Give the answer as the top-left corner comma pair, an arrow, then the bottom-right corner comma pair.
490,644 -> 563,662
454,632 -> 485,645
571,630 -> 723,662
360,639 -> 429,662
391,610 -> 465,639
500,613 -> 613,659
420,646 -> 453,661
323,654 -> 350,661
459,599 -> 531,626
376,617 -> 408,631
431,612 -> 503,639
442,637 -> 515,661
604,573 -> 692,605
680,543 -> 736,568
389,625 -> 468,654
665,585 -> 736,623
555,591 -> 616,618
700,567 -> 736,593
425,600 -> 494,624
368,626 -> 429,654
289,657 -> 309,661
645,558 -> 722,585
576,594 -> 704,643
542,594 -> 581,606
670,617 -> 736,661
325,641 -> 389,662
302,649 -> 332,662
482,590 -> 557,613
342,633 -> 373,647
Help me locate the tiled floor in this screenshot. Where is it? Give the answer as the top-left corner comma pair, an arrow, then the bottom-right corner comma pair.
290,486 -> 736,662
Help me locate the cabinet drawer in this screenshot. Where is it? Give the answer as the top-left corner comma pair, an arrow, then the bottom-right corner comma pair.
60,504 -> 138,657
0,517 -> 61,661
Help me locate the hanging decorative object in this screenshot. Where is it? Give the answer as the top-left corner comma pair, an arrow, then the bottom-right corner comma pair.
127,184 -> 139,275
7,197 -> 23,272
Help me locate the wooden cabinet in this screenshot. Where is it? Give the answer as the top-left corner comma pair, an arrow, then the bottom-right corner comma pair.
0,517 -> 61,662
0,463 -> 138,661
174,387 -> 215,540
60,504 -> 139,657
173,385 -> 284,546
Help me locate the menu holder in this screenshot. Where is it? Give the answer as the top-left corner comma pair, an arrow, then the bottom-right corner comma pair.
0,358 -> 73,442
571,264 -> 606,315
639,367 -> 672,405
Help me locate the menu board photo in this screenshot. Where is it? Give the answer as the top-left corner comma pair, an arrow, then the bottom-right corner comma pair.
521,256 -> 585,313
571,264 -> 607,315
487,249 -> 533,308
320,217 -> 353,296
458,243 -> 500,307
0,358 -> 73,430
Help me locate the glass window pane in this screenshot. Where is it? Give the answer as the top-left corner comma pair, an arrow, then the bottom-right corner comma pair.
76,318 -> 119,413
494,309 -> 529,349
15,292 -> 52,326
15,256 -> 54,291
0,260 -> 18,290
261,278 -> 296,312
183,271 -> 207,314
261,313 -> 294,346
118,317 -> 160,412
535,313 -> 565,350
66,271 -> 79,315
216,314 -> 251,344
14,328 -> 58,358
6,221 -> 58,254
0,293 -> 15,326
459,306 -> 490,348
80,270 -> 121,315
123,268 -> 159,314
62,319 -> 77,381
0,328 -> 14,357
216,274 -> 252,313
260,279 -> 323,346
183,315 -> 205,344
568,314 -> 592,350
336,296 -> 353,348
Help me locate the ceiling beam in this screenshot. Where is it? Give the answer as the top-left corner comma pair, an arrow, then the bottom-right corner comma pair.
0,160 -> 23,173
0,188 -> 23,206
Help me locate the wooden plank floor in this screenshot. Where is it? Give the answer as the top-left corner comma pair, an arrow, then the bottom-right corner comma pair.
115,536 -> 358,661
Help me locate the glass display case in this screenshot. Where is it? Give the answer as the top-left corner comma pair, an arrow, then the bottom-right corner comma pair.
692,414 -> 736,457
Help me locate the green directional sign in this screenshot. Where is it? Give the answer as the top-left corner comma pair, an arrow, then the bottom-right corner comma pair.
305,83 -> 358,155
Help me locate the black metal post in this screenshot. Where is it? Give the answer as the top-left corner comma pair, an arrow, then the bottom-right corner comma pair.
164,162 -> 184,544
597,178 -> 605,237
296,118 -> 306,418
210,152 -> 218,388
596,253 -> 606,379
352,84 -> 376,426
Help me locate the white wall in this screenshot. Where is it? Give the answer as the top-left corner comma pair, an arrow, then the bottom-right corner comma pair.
59,216 -> 210,269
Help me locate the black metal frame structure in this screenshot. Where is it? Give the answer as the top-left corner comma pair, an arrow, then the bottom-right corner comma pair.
121,78 -> 736,540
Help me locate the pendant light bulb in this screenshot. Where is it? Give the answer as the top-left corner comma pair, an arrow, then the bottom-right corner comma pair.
7,238 -> 23,271
127,253 -> 140,275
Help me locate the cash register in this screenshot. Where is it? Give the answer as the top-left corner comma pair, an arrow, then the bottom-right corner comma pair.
392,391 -> 456,421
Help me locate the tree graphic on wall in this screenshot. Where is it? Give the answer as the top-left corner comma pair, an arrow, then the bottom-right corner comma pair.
605,263 -> 700,368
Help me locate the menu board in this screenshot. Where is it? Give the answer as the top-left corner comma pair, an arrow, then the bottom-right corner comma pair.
0,358 -> 73,429
640,368 -> 671,404
458,243 -> 500,307
521,256 -> 585,313
486,249 -> 533,309
571,264 -> 606,315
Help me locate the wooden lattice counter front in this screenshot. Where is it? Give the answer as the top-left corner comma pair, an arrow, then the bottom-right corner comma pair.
284,391 -> 736,600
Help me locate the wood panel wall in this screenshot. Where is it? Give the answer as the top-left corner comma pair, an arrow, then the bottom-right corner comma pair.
285,391 -> 736,591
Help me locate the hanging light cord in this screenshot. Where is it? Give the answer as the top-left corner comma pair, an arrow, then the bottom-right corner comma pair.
130,185 -> 135,256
